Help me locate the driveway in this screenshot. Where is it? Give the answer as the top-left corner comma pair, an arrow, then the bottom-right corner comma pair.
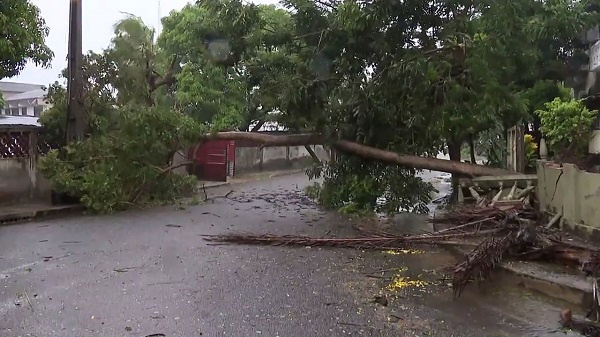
0,173 -> 569,336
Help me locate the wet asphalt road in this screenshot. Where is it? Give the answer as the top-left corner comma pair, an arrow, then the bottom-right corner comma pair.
0,173 -> 569,337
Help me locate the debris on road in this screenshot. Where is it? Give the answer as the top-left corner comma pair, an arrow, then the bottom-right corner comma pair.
202,181 -> 600,331
203,231 -> 483,249
560,309 -> 600,336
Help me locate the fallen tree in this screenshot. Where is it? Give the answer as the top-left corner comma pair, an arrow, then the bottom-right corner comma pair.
203,132 -> 515,177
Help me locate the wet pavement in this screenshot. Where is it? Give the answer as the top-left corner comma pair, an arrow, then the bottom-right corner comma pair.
0,173 -> 579,336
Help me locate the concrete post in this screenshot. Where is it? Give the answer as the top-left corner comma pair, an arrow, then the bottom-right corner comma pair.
28,131 -> 38,200
539,138 -> 548,160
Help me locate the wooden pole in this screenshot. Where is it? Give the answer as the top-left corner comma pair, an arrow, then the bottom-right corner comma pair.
66,0 -> 84,143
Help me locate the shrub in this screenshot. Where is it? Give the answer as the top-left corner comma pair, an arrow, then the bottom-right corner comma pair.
524,134 -> 538,169
535,98 -> 597,158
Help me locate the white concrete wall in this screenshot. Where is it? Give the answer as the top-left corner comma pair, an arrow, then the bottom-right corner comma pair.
538,161 -> 600,233
235,145 -> 331,174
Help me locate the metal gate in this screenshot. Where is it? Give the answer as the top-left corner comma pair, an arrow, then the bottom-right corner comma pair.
188,140 -> 230,182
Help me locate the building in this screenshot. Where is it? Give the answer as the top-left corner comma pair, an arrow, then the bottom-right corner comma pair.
0,81 -> 50,117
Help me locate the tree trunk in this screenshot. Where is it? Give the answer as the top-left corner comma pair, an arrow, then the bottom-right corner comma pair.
447,139 -> 463,201
203,132 -> 514,177
532,117 -> 542,157
468,134 -> 476,164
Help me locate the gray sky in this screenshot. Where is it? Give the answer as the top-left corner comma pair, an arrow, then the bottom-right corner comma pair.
13,0 -> 276,85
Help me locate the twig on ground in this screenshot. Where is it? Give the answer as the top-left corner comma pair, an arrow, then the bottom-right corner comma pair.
337,322 -> 368,327
24,290 -> 34,312
432,217 -> 495,234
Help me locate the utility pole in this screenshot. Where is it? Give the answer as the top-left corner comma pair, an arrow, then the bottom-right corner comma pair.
66,0 -> 84,143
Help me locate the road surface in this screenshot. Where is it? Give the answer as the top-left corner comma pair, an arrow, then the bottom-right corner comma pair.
0,173 -> 572,336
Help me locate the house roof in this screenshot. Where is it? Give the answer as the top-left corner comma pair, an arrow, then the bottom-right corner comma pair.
4,88 -> 47,101
0,81 -> 44,94
0,115 -> 41,129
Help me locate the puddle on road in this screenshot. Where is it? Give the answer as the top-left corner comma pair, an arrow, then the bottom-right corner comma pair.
434,277 -> 585,337
353,246 -> 585,337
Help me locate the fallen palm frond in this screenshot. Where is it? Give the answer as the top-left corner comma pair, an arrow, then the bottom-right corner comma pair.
452,233 -> 520,298
430,203 -> 538,233
201,230 -> 494,250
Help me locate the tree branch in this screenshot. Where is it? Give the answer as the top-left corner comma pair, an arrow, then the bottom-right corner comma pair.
159,160 -> 193,174
150,57 -> 178,92
250,120 -> 266,132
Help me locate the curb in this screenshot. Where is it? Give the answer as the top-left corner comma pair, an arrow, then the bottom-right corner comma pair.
0,204 -> 85,226
497,261 -> 592,308
265,168 -> 305,179
444,245 -> 592,308
0,169 -> 306,226
198,181 -> 231,189
228,168 -> 306,186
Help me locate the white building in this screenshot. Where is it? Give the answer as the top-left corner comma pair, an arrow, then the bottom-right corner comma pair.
0,81 -> 50,117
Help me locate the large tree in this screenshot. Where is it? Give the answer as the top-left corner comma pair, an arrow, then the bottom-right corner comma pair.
158,0 -> 598,213
38,1 -> 600,214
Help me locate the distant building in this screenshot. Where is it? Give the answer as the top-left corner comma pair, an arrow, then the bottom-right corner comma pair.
0,81 -> 50,117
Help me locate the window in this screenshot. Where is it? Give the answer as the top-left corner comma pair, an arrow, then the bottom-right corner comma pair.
21,107 -> 28,116
10,108 -> 19,116
34,105 -> 44,117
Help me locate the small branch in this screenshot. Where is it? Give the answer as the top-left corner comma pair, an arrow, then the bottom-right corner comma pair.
199,182 -> 235,203
250,120 -> 266,132
159,160 -> 193,174
433,218 -> 495,234
545,211 -> 563,230
24,290 -> 34,312
315,0 -> 337,11
149,57 -> 178,92
205,190 -> 235,203
337,322 -> 367,327
304,145 -> 322,165
516,186 -> 536,199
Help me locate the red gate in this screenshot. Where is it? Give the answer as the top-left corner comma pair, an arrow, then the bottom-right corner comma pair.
188,140 -> 235,182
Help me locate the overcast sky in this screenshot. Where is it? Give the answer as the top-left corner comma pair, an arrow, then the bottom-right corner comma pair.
13,0 -> 277,85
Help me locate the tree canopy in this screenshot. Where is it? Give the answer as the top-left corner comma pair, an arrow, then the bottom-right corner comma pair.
155,0 -> 598,212
34,0 -> 600,214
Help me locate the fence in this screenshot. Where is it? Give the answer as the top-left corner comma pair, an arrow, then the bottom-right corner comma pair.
0,128 -> 54,205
